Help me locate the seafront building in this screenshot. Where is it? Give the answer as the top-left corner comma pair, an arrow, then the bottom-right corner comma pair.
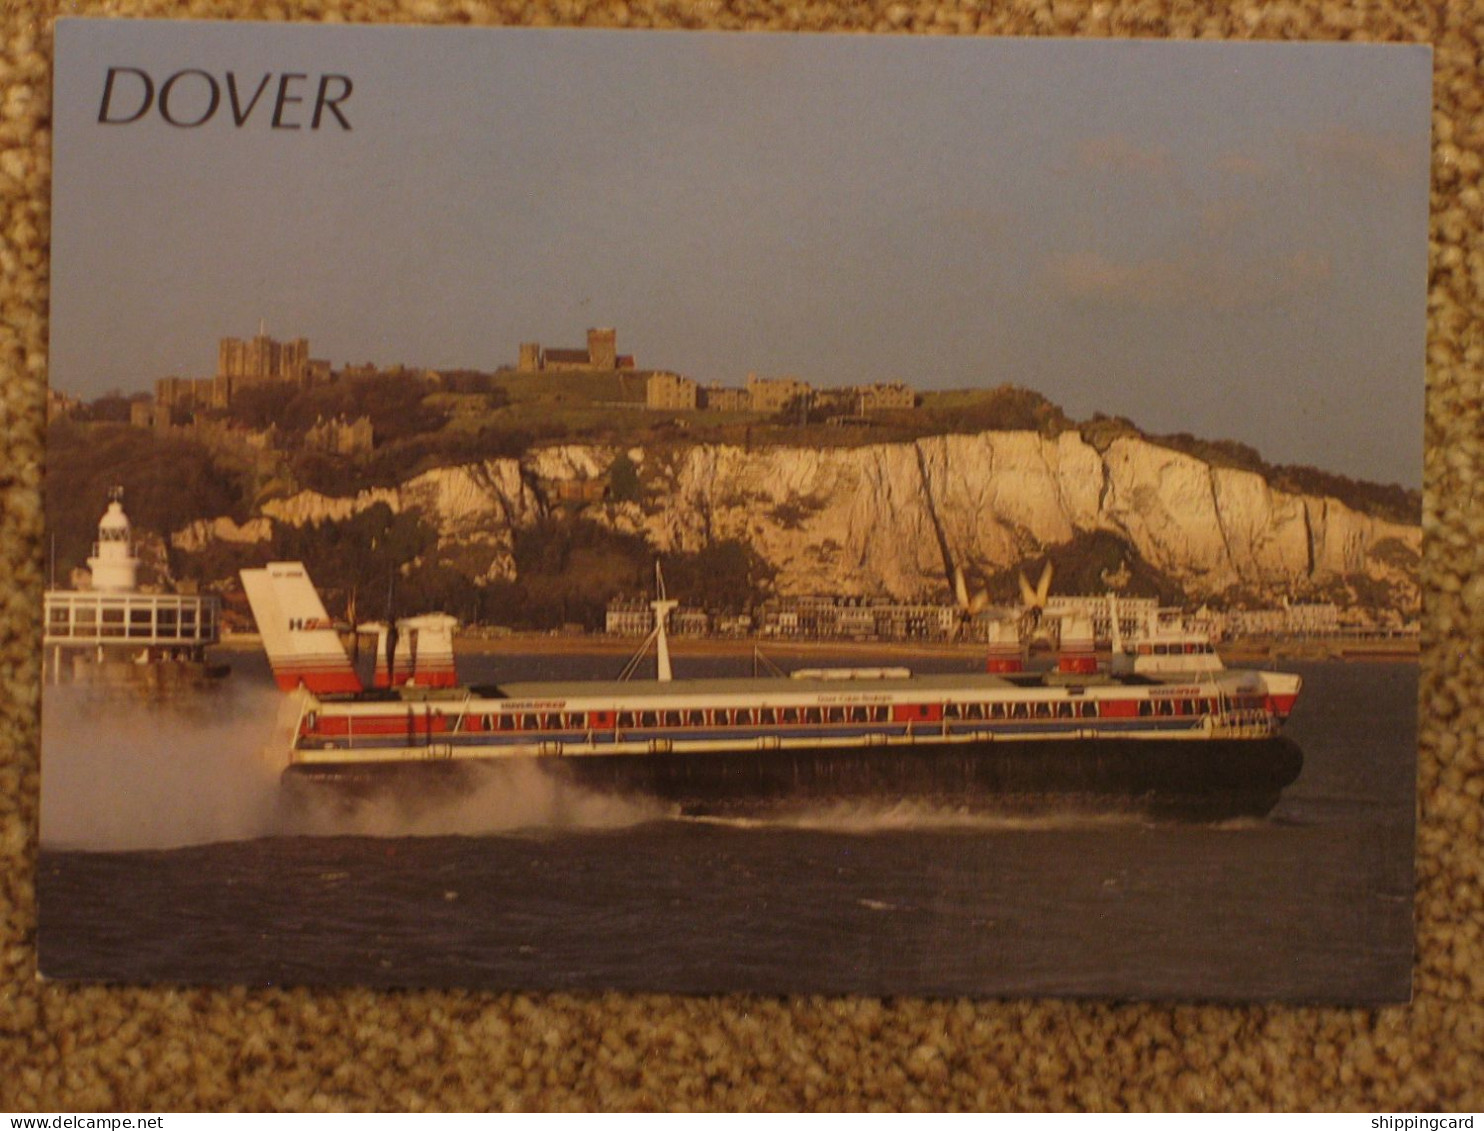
1045,595 -> 1159,641
602,591 -> 1403,645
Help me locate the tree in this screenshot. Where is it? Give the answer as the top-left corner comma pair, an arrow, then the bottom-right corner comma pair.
660,540 -> 775,614
607,452 -> 643,503
45,420 -> 248,580
270,503 -> 438,623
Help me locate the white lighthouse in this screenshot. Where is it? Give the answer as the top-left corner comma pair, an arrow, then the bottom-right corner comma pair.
85,488 -> 139,593
43,489 -> 226,691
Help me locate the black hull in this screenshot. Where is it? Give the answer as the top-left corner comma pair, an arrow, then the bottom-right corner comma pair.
282,736 -> 1305,822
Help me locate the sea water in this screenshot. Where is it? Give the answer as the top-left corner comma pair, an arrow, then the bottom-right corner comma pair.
36,658 -> 1415,1002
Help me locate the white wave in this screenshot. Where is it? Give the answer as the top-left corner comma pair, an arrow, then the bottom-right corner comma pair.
675,799 -> 1155,834
40,685 -> 664,850
281,760 -> 669,839
40,684 -> 285,851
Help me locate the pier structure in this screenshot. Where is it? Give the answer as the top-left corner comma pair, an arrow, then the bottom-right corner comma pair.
43,490 -> 224,690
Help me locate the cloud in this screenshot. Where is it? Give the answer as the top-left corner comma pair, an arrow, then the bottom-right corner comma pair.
1295,126 -> 1415,182
1046,247 -> 1331,313
1073,134 -> 1174,181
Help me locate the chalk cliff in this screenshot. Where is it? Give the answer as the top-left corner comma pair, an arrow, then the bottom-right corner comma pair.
173,430 -> 1419,608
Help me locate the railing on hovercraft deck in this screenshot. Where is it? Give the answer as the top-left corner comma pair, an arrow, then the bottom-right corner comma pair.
1210,708 -> 1277,739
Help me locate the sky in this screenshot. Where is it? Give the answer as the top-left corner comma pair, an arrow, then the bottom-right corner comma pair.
50,23 -> 1433,487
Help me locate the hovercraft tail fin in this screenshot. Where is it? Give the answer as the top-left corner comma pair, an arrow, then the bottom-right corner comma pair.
241,562 -> 363,694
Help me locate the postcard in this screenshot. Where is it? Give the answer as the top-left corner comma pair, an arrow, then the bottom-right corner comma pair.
40,20 -> 1430,1001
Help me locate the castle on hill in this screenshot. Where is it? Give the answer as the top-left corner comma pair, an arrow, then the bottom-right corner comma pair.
516,327 -> 635,373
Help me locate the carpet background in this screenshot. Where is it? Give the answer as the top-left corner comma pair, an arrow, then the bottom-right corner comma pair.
1,0 -> 1480,1111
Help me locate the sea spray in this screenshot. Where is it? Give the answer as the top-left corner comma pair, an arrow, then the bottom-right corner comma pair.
281,760 -> 670,838
678,798 -> 1154,834
41,682 -> 666,849
40,683 -> 285,851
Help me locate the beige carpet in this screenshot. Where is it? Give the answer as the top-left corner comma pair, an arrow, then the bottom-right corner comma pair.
2,0 -> 1480,1111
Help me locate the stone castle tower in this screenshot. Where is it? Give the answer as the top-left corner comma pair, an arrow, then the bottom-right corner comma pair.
587,327 -> 617,370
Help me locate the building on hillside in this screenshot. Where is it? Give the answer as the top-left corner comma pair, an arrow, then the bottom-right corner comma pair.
339,362 -> 425,381
154,327 -> 330,420
854,382 -> 915,411
304,415 -> 375,456
47,387 -> 80,423
701,383 -> 749,412
746,373 -> 813,414
517,328 -> 635,373
154,374 -> 225,418
646,372 -> 700,410
219,331 -> 312,386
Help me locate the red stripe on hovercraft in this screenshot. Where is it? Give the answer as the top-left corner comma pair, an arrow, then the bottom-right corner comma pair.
1265,693 -> 1298,718
272,665 -> 363,693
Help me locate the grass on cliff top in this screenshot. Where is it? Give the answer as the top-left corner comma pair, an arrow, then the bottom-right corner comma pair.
432,381 -> 1074,451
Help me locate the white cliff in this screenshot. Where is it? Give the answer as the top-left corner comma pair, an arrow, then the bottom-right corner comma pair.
174,430 -> 1420,607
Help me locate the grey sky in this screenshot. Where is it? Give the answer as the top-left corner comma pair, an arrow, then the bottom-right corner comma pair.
51,22 -> 1432,487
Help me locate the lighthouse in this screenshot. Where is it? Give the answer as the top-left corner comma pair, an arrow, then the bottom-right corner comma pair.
43,489 -> 227,691
86,488 -> 139,593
